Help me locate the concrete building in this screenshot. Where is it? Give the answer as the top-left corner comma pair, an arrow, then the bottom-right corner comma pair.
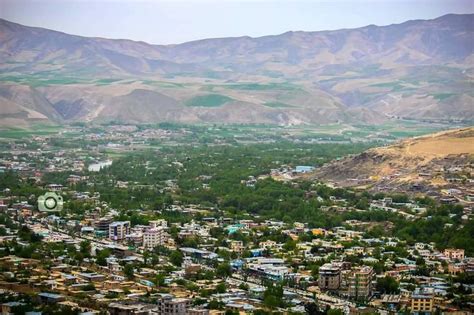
2,302 -> 26,315
230,240 -> 244,253
108,303 -> 152,315
95,216 -> 113,233
156,295 -> 191,315
143,227 -> 167,250
411,292 -> 434,314
348,266 -> 374,301
109,221 -> 130,241
149,219 -> 167,229
318,263 -> 341,291
444,248 -> 465,261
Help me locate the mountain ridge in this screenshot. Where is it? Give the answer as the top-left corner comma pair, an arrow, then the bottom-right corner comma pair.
0,14 -> 473,127
1,13 -> 471,46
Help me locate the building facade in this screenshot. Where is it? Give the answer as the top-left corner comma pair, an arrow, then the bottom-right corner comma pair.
348,266 -> 374,300
109,221 -> 130,241
143,227 -> 167,250
318,263 -> 342,291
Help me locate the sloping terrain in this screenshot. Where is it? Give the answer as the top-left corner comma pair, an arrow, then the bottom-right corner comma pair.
308,128 -> 474,193
0,14 -> 473,126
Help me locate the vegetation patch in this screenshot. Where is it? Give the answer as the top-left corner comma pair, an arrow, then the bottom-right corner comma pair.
432,93 -> 456,101
94,78 -> 122,85
185,94 -> 233,107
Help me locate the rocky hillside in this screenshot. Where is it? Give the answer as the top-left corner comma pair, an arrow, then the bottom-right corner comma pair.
0,14 -> 473,126
308,128 -> 474,194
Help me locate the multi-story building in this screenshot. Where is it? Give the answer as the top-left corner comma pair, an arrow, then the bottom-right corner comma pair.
444,248 -> 465,261
230,240 -> 244,253
259,240 -> 277,250
143,227 -> 167,250
318,263 -> 341,291
157,295 -> 191,315
348,266 -> 374,301
149,219 -> 167,229
126,232 -> 143,246
108,302 -> 151,315
109,221 -> 130,241
411,291 -> 434,314
95,216 -> 113,233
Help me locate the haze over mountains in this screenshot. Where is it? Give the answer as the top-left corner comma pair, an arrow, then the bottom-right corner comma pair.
0,14 -> 473,127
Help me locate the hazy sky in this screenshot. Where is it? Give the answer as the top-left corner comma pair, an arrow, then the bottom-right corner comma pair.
1,0 -> 473,45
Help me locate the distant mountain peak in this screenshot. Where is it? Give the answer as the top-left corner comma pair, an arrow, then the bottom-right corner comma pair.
0,14 -> 472,127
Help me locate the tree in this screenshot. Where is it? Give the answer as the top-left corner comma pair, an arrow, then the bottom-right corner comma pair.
83,283 -> 96,291
155,273 -> 166,286
169,250 -> 183,266
216,282 -> 226,293
376,276 -> 400,294
208,299 -> 224,310
283,239 -> 297,251
263,283 -> 284,309
80,240 -> 91,258
123,264 -> 134,280
305,302 -> 325,315
216,263 -> 232,278
96,248 -> 111,266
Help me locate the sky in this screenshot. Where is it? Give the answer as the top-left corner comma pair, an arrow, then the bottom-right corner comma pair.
0,0 -> 473,45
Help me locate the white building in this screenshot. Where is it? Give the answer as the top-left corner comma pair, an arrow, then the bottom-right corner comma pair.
109,221 -> 130,241
149,219 -> 168,229
143,227 -> 167,249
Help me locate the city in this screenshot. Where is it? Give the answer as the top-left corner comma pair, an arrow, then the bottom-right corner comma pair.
0,0 -> 473,314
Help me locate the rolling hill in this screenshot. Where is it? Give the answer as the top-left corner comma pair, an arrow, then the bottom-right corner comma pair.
0,14 -> 473,126
308,127 -> 474,194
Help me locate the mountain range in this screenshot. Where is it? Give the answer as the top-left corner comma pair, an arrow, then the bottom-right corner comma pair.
0,14 -> 473,127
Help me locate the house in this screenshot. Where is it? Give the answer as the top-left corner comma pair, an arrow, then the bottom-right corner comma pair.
318,263 -> 341,291
411,291 -> 434,314
38,292 -> 65,304
2,302 -> 26,315
294,166 -> 315,173
444,248 -> 465,261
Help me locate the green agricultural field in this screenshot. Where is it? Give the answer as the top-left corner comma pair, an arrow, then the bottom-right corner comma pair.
0,73 -> 86,87
0,125 -> 62,139
432,93 -> 456,101
94,78 -> 123,85
185,94 -> 233,107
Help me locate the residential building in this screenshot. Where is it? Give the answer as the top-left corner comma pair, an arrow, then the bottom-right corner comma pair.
143,227 -> 167,250
108,303 -> 152,315
149,219 -> 167,229
444,248 -> 465,261
95,216 -> 113,233
230,240 -> 244,253
318,263 -> 341,291
348,266 -> 374,301
156,295 -> 191,315
109,221 -> 130,241
411,291 -> 434,314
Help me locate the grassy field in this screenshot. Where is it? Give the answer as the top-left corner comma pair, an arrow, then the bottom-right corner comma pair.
185,94 -> 233,107
0,125 -> 62,139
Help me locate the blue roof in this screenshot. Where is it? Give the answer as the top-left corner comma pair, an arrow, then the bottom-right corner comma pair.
295,166 -> 315,172
39,292 -> 63,299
